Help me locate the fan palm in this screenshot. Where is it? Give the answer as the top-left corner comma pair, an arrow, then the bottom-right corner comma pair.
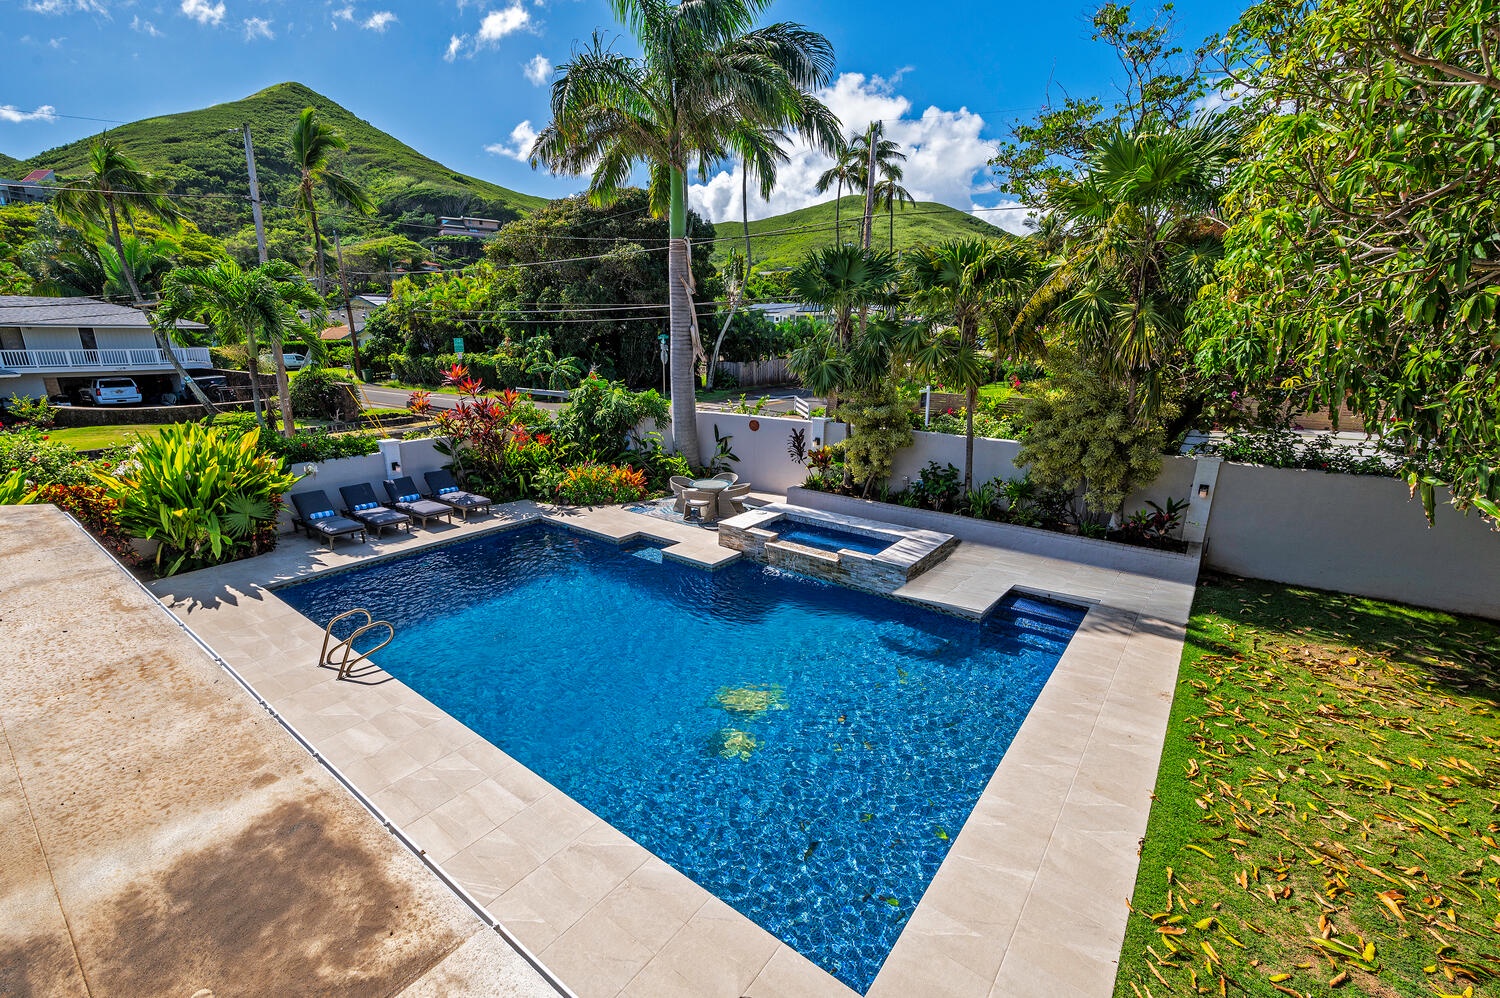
531,1 -> 840,465
52,140 -> 216,410
786,244 -> 898,412
902,238 -> 1042,489
157,260 -> 327,432
1009,118 -> 1235,415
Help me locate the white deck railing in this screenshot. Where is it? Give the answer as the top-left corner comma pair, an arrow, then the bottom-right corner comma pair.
0,346 -> 213,372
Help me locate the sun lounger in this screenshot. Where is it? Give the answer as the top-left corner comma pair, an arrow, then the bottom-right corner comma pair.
424,469 -> 493,518
338,483 -> 412,536
382,476 -> 453,526
290,490 -> 367,548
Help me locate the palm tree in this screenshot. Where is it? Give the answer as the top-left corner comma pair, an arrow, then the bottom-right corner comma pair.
1010,118 -> 1235,417
290,106 -> 371,424
850,123 -> 906,249
531,2 -> 840,465
157,260 -> 327,432
902,238 -> 1041,490
52,140 -> 216,410
100,236 -> 176,300
787,244 -> 898,412
874,175 -> 916,253
813,138 -> 860,244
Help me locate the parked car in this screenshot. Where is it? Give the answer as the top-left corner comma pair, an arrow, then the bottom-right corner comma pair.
184,375 -> 237,403
78,378 -> 143,406
262,352 -> 309,370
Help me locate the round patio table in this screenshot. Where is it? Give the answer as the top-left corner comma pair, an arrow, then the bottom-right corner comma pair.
691,479 -> 729,492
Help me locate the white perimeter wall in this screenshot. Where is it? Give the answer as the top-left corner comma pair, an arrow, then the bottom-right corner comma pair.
280,437 -> 451,529
656,411 -> 1499,619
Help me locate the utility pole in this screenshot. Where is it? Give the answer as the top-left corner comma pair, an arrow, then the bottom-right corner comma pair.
242,124 -> 269,265
861,121 -> 880,250
332,227 -> 365,381
244,123 -> 291,434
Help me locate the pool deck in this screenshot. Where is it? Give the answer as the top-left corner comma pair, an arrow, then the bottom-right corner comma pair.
13,498 -> 1196,998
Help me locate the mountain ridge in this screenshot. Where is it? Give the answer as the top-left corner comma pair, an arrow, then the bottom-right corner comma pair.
8,82 -> 547,242
712,195 -> 1007,270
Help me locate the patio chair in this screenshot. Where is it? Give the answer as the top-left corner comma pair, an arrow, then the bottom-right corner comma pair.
684,487 -> 719,525
337,483 -> 411,537
670,475 -> 694,514
719,482 -> 753,519
424,469 -> 493,519
712,472 -> 739,485
290,490 -> 367,549
382,476 -> 454,527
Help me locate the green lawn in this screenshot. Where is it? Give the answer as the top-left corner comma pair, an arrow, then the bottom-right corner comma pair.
1115,575 -> 1500,998
43,424 -> 173,450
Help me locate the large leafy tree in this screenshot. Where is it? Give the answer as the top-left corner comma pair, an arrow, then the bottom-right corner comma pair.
1192,0 -> 1500,523
903,238 -> 1042,489
530,0 -> 840,465
52,140 -> 217,410
1012,118 -> 1235,426
157,259 -> 326,432
990,2 -> 1204,207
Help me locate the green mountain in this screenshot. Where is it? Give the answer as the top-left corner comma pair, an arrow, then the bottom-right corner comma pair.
0,153 -> 23,177
10,82 -> 547,242
712,195 -> 1007,270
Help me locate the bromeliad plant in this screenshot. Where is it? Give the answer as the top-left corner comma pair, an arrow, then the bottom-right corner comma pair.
97,422 -> 298,576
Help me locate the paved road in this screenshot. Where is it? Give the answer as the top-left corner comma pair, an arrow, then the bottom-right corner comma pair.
359,384 -> 820,416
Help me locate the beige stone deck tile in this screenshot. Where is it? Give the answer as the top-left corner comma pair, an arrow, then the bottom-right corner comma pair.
744,944 -> 860,998
441,824 -> 551,904
500,790 -> 601,861
539,904 -> 659,998
865,946 -> 996,998
618,898 -> 781,998
587,856 -> 710,951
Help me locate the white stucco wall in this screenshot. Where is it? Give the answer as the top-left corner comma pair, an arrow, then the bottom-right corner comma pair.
1202,464 -> 1500,619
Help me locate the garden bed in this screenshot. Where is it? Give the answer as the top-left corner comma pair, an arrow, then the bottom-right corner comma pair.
786,487 -> 1200,579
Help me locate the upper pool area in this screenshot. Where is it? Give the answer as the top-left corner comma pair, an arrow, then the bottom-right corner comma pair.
277,523 -> 1085,993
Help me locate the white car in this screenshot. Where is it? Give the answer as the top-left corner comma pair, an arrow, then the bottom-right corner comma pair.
263,352 -> 309,370
79,378 -> 143,406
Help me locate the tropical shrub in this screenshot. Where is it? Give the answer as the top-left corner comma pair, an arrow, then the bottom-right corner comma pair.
260,431 -> 380,464
97,423 -> 299,576
555,463 -> 647,506
1017,350 -> 1170,515
836,381 -> 913,494
1197,428 -> 1395,477
625,431 -> 692,494
288,367 -> 358,420
0,469 -> 36,505
0,428 -> 96,488
554,374 -> 668,462
5,393 -> 57,428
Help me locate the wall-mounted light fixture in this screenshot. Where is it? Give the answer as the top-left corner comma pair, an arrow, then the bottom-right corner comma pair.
1197,483 -> 1210,498
392,461 -> 402,474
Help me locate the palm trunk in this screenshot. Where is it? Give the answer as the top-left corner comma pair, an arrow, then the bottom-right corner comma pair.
667,167 -> 702,466
308,198 -> 326,294
861,125 -> 879,250
834,178 -> 842,244
741,163 -> 753,278
964,383 -> 977,491
889,198 -> 895,252
244,321 -> 266,424
108,196 -> 218,412
272,341 -> 293,437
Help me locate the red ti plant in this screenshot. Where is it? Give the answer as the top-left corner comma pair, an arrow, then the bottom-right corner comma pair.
432,364 -> 527,487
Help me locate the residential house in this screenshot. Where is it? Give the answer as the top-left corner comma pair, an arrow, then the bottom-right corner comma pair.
0,296 -> 210,403
0,169 -> 56,207
437,216 -> 502,238
749,301 -> 826,323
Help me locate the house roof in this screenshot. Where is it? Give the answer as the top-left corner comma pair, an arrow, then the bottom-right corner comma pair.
320,324 -> 352,341
0,295 -> 205,330
21,169 -> 54,183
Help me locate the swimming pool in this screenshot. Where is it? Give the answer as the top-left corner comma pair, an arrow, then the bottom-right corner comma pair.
773,521 -> 894,556
278,524 -> 1084,992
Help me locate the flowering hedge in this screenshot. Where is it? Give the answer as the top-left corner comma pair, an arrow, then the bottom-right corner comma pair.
555,463 -> 647,506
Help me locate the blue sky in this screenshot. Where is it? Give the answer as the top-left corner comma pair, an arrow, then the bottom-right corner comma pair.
1,0 -> 1243,230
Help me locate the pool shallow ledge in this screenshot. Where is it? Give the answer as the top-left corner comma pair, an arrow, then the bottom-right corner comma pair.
149,499 -> 1199,998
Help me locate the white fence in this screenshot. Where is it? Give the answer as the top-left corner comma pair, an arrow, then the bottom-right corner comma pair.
0,346 -> 212,372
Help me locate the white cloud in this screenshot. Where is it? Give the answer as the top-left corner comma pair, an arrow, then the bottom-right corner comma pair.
130,15 -> 162,36
363,10 -> 396,31
180,0 -> 225,26
475,4 -> 529,47
242,15 -> 273,40
443,33 -> 466,62
484,121 -> 537,163
0,104 -> 59,124
970,201 -> 1033,236
24,0 -> 108,14
688,72 -> 1004,228
523,53 -> 551,86
330,5 -> 353,27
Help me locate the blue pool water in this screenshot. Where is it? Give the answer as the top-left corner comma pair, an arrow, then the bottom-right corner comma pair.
774,521 -> 894,556
278,525 -> 1084,992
